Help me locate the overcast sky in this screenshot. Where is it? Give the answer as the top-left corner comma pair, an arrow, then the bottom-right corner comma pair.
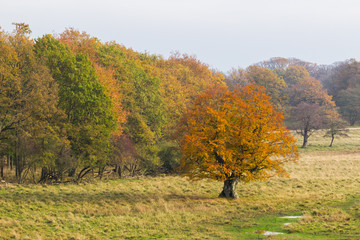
2,0 -> 360,72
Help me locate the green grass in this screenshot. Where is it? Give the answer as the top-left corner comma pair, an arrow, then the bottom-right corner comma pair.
294,128 -> 360,153
1,129 -> 360,239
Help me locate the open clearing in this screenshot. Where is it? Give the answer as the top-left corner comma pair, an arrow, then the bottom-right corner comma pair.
1,129 -> 360,239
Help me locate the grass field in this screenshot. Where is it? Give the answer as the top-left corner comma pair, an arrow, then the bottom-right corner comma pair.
1,129 -> 360,239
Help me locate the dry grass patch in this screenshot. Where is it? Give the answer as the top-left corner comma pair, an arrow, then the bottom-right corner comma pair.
287,151 -> 360,179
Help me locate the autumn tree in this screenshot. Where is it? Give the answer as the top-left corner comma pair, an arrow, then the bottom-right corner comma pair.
0,27 -> 22,180
256,57 -> 319,77
0,23 -> 68,183
277,65 -> 310,88
324,59 -> 360,96
286,75 -> 337,147
246,65 -> 288,109
150,53 -> 225,171
0,29 -> 20,143
257,57 -> 291,70
34,35 -> 116,180
96,43 -> 165,171
288,76 -> 332,107
57,28 -> 126,135
177,84 -> 298,199
154,52 -> 225,135
224,67 -> 248,89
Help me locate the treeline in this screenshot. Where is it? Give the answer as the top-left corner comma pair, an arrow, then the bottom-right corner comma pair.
0,23 -> 223,183
0,24 -> 358,183
225,57 -> 353,148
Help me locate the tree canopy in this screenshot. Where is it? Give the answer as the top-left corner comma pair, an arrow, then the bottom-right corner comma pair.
177,84 -> 298,198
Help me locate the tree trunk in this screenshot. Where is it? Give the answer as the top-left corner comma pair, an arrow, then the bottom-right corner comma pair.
0,156 -> 4,180
118,165 -> 122,178
329,134 -> 335,147
40,167 -> 49,183
218,178 -> 239,199
16,155 -> 24,184
98,166 -> 105,180
302,133 -> 309,148
10,154 -> 13,171
114,165 -> 122,178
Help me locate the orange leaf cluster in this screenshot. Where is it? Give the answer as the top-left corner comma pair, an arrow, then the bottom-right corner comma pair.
178,84 -> 298,182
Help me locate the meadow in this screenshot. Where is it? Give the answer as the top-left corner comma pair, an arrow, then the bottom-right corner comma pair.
1,129 -> 360,239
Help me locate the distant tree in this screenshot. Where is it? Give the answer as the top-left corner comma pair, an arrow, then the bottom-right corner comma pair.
289,76 -> 334,107
284,71 -> 338,148
246,65 -> 288,109
256,57 -> 291,69
277,66 -> 310,88
324,116 -> 348,147
311,64 -> 335,85
256,57 -> 319,76
325,59 -> 360,97
335,88 -> 360,126
224,67 -> 248,89
177,84 -> 298,199
289,103 -> 327,148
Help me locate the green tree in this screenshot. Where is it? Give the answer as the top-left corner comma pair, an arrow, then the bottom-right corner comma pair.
278,65 -> 310,88
96,43 -> 165,171
0,23 -> 67,182
246,65 -> 288,109
35,35 -> 115,180
336,88 -> 360,126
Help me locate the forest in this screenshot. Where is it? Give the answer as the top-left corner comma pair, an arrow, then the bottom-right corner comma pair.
1,23 -> 360,185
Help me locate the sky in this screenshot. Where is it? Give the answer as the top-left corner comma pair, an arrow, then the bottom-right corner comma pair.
1,0 -> 360,72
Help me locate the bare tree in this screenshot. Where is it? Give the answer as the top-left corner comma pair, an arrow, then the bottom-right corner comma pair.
289,103 -> 327,148
324,118 -> 349,147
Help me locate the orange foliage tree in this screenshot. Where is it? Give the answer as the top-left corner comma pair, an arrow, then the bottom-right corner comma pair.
177,84 -> 298,198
